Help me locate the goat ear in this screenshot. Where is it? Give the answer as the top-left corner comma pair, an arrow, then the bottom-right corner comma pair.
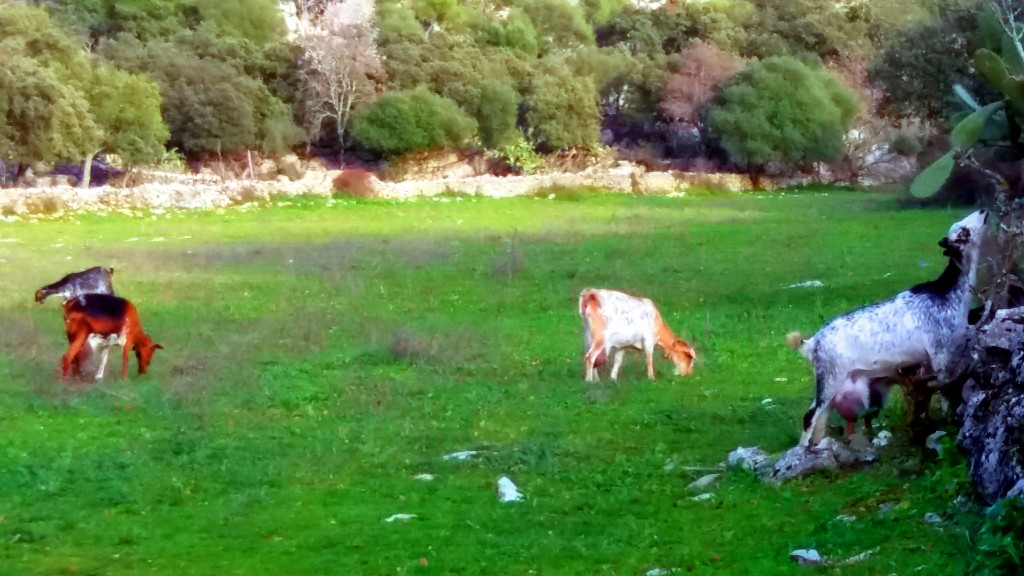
938,237 -> 950,249
154,343 -> 164,350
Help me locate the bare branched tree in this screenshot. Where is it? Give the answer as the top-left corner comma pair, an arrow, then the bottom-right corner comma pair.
299,0 -> 386,149
659,40 -> 742,129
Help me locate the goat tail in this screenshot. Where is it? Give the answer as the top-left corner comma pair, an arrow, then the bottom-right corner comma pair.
785,331 -> 806,350
578,289 -> 599,318
579,290 -> 599,352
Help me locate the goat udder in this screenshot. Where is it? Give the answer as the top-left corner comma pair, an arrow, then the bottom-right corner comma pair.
832,390 -> 868,422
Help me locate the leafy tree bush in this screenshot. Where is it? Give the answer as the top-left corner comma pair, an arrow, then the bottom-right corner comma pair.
707,56 -> 859,175
525,60 -> 601,150
0,53 -> 94,167
491,131 -> 544,174
477,7 -> 539,57
737,0 -> 871,62
869,6 -> 984,120
83,65 -> 170,183
350,88 -> 477,157
473,80 -> 520,149
0,5 -> 111,176
513,0 -> 595,54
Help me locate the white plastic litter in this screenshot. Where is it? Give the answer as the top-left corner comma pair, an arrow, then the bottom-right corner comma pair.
689,493 -> 714,501
384,514 -> 417,523
784,280 -> 824,289
497,476 -> 523,502
443,450 -> 480,461
413,473 -> 435,481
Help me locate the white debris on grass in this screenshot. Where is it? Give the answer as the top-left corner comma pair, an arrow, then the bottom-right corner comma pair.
686,474 -> 720,491
923,513 -> 943,524
689,492 -> 714,502
837,547 -> 880,565
412,473 -> 435,481
925,431 -> 947,455
645,568 -> 678,576
443,450 -> 481,461
872,430 -> 893,447
789,549 -> 823,565
497,476 -> 523,503
784,280 -> 824,289
726,446 -> 770,470
384,514 -> 417,523
835,514 -> 857,523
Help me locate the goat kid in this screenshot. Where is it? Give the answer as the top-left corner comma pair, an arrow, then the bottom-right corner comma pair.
579,288 -> 696,381
35,266 -> 115,304
36,266 -> 117,379
790,209 -> 988,448
62,294 -> 163,380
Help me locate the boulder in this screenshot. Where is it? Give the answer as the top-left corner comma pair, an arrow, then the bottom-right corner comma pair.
278,154 -> 306,181
957,306 -> 1024,502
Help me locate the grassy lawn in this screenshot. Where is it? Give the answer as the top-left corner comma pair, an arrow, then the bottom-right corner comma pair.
0,189 -> 978,575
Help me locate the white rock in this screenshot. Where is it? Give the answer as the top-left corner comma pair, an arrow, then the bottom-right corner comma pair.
497,476 -> 523,502
726,446 -> 769,470
686,474 -> 720,491
789,549 -> 823,565
925,431 -> 947,455
1007,478 -> 1024,499
871,430 -> 893,447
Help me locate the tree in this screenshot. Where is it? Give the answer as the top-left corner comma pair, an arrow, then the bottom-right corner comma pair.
81,66 -> 170,186
707,56 -> 859,180
473,80 -> 520,149
869,5 -> 984,120
737,0 -> 871,62
0,5 -> 102,178
349,87 -> 477,157
660,40 -> 742,128
0,53 -> 93,173
514,0 -> 595,55
525,59 -> 601,150
299,1 -> 386,149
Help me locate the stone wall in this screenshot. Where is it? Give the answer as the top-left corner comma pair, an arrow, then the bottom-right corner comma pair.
0,163 -> 755,217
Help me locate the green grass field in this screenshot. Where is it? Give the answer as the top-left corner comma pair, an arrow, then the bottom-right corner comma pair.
0,190 -> 980,575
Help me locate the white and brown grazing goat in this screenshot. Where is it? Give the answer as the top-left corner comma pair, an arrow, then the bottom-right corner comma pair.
579,288 -> 696,381
62,294 -> 163,380
789,209 -> 988,447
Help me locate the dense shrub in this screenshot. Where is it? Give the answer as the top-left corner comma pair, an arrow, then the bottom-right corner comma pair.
473,80 -> 520,149
707,56 -> 859,172
349,88 -> 477,158
525,60 -> 601,151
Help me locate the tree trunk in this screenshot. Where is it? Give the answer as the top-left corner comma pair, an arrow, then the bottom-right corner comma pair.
14,162 -> 28,186
80,150 -> 96,188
